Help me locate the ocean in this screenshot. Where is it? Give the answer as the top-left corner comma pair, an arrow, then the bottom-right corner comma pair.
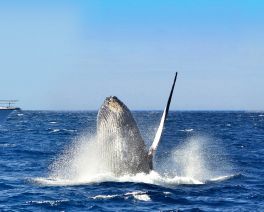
0,110 -> 263,211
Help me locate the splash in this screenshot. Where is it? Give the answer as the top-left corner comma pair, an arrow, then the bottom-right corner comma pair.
166,136 -> 234,182
49,134 -> 111,181
32,133 -> 234,187
33,171 -> 203,187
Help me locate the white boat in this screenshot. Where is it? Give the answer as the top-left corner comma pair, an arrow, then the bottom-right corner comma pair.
0,100 -> 20,124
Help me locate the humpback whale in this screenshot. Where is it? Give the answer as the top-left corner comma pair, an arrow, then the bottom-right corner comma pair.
97,73 -> 178,176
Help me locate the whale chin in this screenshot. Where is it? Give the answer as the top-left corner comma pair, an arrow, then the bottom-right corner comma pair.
96,96 -> 152,176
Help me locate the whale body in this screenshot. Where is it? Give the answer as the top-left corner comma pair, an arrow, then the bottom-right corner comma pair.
97,96 -> 152,175
96,73 -> 178,176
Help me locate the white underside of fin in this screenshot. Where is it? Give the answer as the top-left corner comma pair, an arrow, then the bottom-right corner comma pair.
148,72 -> 178,157
148,107 -> 166,156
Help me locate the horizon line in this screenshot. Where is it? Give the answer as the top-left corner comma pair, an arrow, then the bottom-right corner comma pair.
17,109 -> 263,112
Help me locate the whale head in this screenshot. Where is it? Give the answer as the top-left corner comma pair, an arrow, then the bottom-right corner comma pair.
97,96 -> 131,129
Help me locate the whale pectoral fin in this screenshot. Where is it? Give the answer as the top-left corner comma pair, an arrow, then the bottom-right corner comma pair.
148,72 -> 178,159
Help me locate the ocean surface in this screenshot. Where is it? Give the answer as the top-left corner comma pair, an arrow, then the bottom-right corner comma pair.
0,110 -> 263,211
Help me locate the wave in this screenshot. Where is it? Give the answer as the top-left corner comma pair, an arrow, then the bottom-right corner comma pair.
90,191 -> 151,202
26,199 -> 69,206
207,174 -> 241,182
179,128 -> 194,132
31,170 -> 236,188
0,143 -> 16,148
48,128 -> 77,133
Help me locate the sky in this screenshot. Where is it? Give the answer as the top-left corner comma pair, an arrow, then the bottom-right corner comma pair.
0,0 -> 263,110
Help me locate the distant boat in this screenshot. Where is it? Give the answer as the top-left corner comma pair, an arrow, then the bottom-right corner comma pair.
0,100 -> 20,124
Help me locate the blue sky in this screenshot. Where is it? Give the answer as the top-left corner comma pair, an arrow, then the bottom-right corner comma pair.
0,0 -> 263,110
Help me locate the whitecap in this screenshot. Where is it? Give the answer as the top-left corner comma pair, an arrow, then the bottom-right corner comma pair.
90,191 -> 151,202
207,174 -> 238,182
0,143 -> 16,148
26,199 -> 68,206
63,129 -> 77,132
125,191 -> 151,201
90,194 -> 118,200
179,128 -> 194,132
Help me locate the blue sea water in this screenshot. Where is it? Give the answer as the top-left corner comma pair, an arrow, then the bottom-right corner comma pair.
0,110 -> 264,211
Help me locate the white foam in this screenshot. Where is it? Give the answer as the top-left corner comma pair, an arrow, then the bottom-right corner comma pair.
163,191 -> 171,195
33,171 -> 209,187
208,174 -> 237,182
26,200 -> 68,206
179,128 -> 194,132
89,191 -> 151,202
125,191 -> 151,201
63,129 -> 77,132
90,194 -> 118,200
0,143 -> 16,147
32,173 -> 117,186
33,133 -> 234,188
167,136 -> 234,182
